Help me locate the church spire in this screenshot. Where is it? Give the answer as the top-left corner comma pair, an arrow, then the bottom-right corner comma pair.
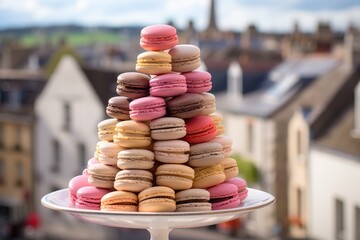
207,0 -> 217,31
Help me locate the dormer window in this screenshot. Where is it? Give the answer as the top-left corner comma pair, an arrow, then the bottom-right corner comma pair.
63,102 -> 71,132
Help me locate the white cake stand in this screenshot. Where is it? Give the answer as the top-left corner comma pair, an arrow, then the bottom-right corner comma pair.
41,188 -> 274,240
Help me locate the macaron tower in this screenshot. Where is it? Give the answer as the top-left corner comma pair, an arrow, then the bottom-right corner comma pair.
68,24 -> 248,213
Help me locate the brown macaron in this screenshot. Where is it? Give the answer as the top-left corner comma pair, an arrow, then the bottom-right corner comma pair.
167,93 -> 204,119
106,96 -> 131,120
116,72 -> 150,99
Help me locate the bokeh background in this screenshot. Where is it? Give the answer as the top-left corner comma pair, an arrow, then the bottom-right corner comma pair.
0,0 -> 360,239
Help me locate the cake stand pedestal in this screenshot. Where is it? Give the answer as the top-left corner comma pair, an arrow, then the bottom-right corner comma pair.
41,188 -> 275,240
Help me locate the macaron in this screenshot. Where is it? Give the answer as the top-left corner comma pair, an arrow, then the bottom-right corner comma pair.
210,113 -> 225,136
136,51 -> 172,75
101,190 -> 138,212
201,92 -> 216,115
149,117 -> 186,140
188,142 -> 224,167
97,118 -> 119,141
153,140 -> 190,164
185,115 -> 217,144
167,93 -> 204,119
169,44 -> 201,73
98,142 -> 124,166
138,186 -> 176,212
175,188 -> 212,212
76,186 -> 111,210
116,72 -> 150,99
88,164 -> 119,189
117,149 -> 155,170
129,96 -> 166,121
149,73 -> 187,97
83,158 -> 101,175
207,183 -> 241,210
155,164 -> 195,190
114,120 -> 151,148
68,175 -> 92,205
219,158 -> 239,180
140,24 -> 178,51
106,96 -> 131,120
210,136 -> 233,157
94,141 -> 108,160
181,70 -> 212,93
226,177 -> 248,201
193,165 -> 226,189
114,169 -> 153,193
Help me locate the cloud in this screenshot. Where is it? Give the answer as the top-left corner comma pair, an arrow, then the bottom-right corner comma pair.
0,0 -> 359,31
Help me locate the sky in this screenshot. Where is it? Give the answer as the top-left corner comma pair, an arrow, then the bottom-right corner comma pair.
0,0 -> 359,32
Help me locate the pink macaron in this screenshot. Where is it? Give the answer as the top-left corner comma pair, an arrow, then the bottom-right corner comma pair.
75,186 -> 111,210
226,177 -> 248,201
181,71 -> 212,93
150,73 -> 187,97
68,175 -> 92,205
185,115 -> 217,144
140,24 -> 178,51
129,96 -> 166,121
207,183 -> 241,210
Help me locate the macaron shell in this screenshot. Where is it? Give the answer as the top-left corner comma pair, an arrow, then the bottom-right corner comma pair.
76,186 -> 111,210
167,93 -> 204,119
136,51 -> 172,75
101,190 -> 138,212
140,24 -> 178,51
106,96 -> 131,120
138,186 -> 176,212
201,92 -> 216,115
207,183 -> 241,210
117,149 -> 155,170
129,96 -> 166,121
185,115 -> 217,144
226,177 -> 248,201
175,188 -> 211,212
88,164 -> 119,189
188,142 -> 225,167
169,44 -> 201,73
68,175 -> 92,204
210,136 -> 233,157
153,140 -> 190,163
149,117 -> 187,140
149,73 -> 187,97
193,165 -> 226,188
114,169 -> 153,192
116,72 -> 150,99
176,202 -> 212,212
182,70 -> 212,93
155,164 -> 195,190
219,158 -> 239,180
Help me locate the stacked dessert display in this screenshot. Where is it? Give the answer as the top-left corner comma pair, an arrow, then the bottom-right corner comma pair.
68,24 -> 249,213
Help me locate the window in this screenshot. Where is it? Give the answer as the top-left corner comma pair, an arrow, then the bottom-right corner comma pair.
13,126 -> 22,151
63,102 -> 71,131
0,124 -> 4,148
16,161 -> 24,187
296,188 -> 303,228
247,120 -> 253,153
335,198 -> 345,240
355,206 -> 360,240
0,159 -> 4,184
78,143 -> 86,173
51,139 -> 61,173
296,130 -> 302,156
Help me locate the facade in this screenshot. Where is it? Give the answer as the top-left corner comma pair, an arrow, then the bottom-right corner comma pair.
0,70 -> 45,230
34,55 -> 113,239
287,110 -> 309,237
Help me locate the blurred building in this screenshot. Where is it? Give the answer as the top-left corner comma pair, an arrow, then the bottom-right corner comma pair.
34,55 -> 132,239
0,69 -> 45,237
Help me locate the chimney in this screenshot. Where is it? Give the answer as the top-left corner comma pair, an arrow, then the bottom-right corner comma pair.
227,60 -> 243,102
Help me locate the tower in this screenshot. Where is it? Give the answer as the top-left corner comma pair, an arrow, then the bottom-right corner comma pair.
204,0 -> 220,39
